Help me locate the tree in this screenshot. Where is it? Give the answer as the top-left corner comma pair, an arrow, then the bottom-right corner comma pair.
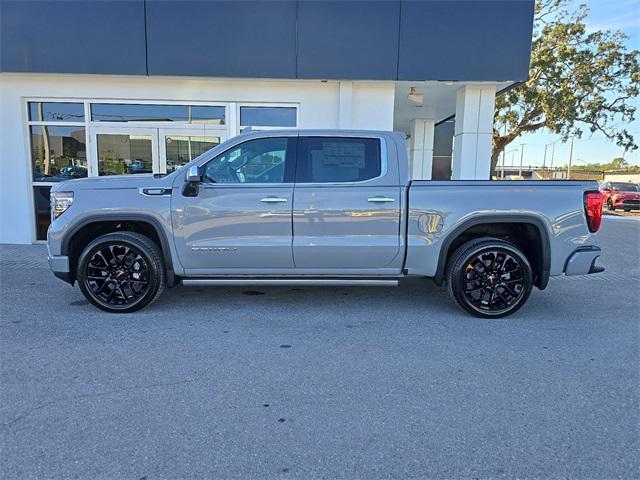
492,0 -> 640,173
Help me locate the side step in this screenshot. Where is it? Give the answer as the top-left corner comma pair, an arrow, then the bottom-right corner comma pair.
182,278 -> 399,287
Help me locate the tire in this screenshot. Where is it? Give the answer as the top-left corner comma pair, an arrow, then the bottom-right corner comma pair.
607,200 -> 615,211
76,231 -> 165,313
446,237 -> 533,319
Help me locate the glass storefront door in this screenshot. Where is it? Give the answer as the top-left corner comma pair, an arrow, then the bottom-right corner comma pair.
90,127 -> 225,176
159,128 -> 224,173
90,127 -> 158,176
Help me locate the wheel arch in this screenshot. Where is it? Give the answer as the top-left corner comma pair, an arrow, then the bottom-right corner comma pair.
433,214 -> 551,290
61,214 -> 176,286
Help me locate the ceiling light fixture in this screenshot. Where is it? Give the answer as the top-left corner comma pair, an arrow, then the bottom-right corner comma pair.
408,87 -> 424,105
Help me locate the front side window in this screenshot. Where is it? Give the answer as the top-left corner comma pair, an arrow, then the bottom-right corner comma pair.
296,137 -> 381,183
203,137 -> 291,184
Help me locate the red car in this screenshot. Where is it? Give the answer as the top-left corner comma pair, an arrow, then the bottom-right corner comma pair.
600,181 -> 640,211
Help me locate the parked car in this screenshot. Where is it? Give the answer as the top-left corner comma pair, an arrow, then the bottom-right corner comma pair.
47,130 -> 605,318
600,181 -> 640,211
59,165 -> 88,179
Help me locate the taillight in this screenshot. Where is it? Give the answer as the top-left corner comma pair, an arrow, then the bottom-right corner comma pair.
584,191 -> 603,233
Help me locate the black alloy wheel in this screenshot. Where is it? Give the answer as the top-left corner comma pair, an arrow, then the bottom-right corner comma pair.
447,238 -> 533,318
77,232 -> 165,313
607,199 -> 615,211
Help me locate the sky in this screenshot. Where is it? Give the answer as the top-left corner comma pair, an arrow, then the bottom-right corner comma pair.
510,0 -> 640,168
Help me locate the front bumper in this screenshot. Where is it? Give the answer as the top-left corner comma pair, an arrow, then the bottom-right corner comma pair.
618,200 -> 640,210
48,254 -> 73,284
564,246 -> 604,276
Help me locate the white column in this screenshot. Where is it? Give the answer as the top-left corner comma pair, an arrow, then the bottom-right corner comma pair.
451,85 -> 496,179
409,118 -> 435,180
338,81 -> 353,129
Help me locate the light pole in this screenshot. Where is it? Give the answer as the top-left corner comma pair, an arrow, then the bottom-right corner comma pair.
519,143 -> 525,177
542,144 -> 548,169
567,136 -> 574,179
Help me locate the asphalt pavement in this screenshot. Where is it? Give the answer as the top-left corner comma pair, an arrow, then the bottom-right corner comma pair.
1,217 -> 638,479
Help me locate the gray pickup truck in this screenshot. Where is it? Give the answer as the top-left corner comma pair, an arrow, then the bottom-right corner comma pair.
47,130 -> 605,318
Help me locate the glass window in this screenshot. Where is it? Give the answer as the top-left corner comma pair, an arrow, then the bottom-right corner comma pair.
203,137 -> 290,184
297,137 -> 381,183
240,106 -> 296,128
91,103 -> 225,124
610,182 -> 639,191
96,134 -> 153,175
30,126 -> 87,182
33,186 -> 53,240
165,135 -> 221,173
28,102 -> 85,122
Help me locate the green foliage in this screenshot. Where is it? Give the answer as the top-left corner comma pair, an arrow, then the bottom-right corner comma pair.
492,0 -> 640,171
572,156 -> 638,171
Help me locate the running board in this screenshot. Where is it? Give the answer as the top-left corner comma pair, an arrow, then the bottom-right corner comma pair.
182,278 -> 399,287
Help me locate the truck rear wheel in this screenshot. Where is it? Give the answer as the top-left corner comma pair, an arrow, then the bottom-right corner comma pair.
446,237 -> 533,319
76,231 -> 165,313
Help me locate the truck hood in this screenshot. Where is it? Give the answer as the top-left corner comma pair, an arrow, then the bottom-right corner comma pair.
50,173 -> 177,192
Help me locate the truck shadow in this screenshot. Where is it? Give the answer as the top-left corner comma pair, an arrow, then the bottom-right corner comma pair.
151,277 -> 462,319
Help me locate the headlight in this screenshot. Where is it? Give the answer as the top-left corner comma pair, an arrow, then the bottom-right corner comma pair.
50,191 -> 74,220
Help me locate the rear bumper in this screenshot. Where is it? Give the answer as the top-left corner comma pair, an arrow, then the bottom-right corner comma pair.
564,246 -> 604,276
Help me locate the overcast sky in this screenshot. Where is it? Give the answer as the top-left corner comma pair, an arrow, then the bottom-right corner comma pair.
512,0 -> 640,168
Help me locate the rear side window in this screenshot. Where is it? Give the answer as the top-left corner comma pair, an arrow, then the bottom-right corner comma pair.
296,137 -> 381,183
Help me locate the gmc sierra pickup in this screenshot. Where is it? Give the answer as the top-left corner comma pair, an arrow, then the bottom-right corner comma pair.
47,130 -> 605,318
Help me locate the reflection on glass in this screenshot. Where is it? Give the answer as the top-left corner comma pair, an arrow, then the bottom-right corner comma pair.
91,104 -> 225,124
96,134 -> 153,175
30,126 -> 87,182
240,106 -> 296,127
33,186 -> 52,240
203,137 -> 288,184
165,135 -> 221,172
28,102 -> 85,122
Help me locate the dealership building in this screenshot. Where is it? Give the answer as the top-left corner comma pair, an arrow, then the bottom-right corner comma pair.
0,0 -> 534,244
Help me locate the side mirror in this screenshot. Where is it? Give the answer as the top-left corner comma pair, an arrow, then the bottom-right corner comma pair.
183,165 -> 202,197
186,165 -> 202,183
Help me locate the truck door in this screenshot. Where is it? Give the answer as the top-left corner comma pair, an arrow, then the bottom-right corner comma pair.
293,136 -> 402,270
172,135 -> 296,273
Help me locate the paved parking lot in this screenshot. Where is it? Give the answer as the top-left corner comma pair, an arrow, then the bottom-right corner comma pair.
1,217 -> 638,479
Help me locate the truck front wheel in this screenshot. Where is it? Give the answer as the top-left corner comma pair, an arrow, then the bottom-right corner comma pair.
76,231 -> 165,313
446,237 -> 533,319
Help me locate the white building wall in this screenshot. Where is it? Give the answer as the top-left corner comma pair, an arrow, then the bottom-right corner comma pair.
409,118 -> 435,180
0,74 -> 396,244
351,83 -> 396,131
451,84 -> 496,180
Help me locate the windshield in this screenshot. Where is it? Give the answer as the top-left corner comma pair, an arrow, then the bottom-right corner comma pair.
610,182 -> 640,192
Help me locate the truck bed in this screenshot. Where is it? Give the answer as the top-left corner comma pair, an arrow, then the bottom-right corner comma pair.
405,180 -> 600,282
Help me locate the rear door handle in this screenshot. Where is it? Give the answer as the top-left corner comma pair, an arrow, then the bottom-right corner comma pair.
367,197 -> 395,203
260,197 -> 288,203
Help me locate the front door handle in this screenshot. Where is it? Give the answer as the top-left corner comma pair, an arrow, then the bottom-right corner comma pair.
260,197 -> 288,203
367,197 -> 395,203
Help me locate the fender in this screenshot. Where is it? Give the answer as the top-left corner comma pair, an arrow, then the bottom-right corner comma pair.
60,213 -> 177,286
432,214 -> 551,290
